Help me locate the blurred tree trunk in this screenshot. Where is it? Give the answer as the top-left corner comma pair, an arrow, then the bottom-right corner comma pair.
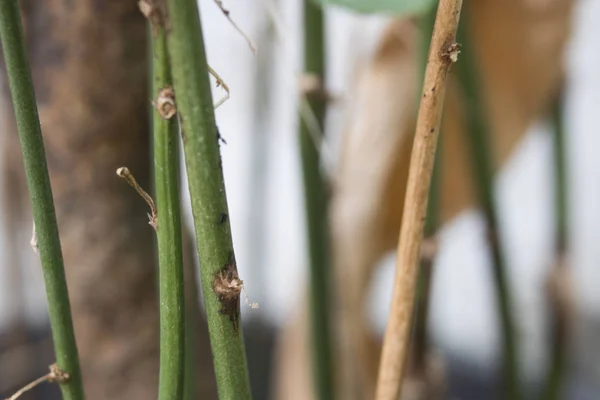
0,1 -> 217,398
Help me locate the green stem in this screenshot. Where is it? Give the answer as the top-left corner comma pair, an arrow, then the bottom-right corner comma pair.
301,2 -> 335,399
0,1 -> 84,399
456,13 -> 521,400
151,22 -> 186,400
540,93 -> 569,400
551,95 -> 567,255
164,0 -> 252,398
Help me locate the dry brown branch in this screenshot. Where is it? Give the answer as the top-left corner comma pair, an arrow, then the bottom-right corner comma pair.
213,0 -> 257,54
208,65 -> 230,109
116,167 -> 158,230
374,1 -> 463,399
4,363 -> 69,400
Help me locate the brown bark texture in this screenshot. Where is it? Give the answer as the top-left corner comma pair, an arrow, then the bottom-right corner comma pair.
0,0 -> 217,398
274,0 -> 574,399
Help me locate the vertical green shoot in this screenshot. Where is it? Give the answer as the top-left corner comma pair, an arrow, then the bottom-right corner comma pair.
0,1 -> 84,399
540,93 -> 570,400
301,1 -> 335,399
147,7 -> 186,399
456,11 -> 521,400
164,0 -> 252,398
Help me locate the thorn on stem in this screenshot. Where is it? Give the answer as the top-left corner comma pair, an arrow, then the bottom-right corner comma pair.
216,127 -> 227,145
116,167 -> 158,230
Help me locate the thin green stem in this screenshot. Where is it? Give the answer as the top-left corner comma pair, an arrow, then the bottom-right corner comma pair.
0,1 -> 84,399
301,1 -> 335,399
457,14 -> 521,400
164,0 -> 252,398
540,93 -> 569,400
551,95 -> 567,255
151,20 -> 186,400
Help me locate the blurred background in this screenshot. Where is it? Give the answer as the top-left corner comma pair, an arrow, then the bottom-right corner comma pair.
1,0 -> 600,399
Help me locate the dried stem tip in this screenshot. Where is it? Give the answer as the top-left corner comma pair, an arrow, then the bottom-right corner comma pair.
138,0 -> 167,32
213,0 -> 257,54
153,86 -> 177,119
116,167 -> 158,230
208,65 -> 230,109
5,363 -> 69,400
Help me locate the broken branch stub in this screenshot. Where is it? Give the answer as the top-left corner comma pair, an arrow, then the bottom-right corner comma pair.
213,253 -> 242,332
153,86 -> 177,119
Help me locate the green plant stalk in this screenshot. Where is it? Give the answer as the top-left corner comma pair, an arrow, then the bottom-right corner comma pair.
540,94 -> 568,400
151,24 -> 186,400
551,94 -> 567,258
456,15 -> 521,400
301,1 -> 335,399
164,0 -> 252,398
0,1 -> 84,399
411,5 -> 440,374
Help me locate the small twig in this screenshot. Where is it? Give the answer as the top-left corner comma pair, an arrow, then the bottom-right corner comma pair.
241,285 -> 259,309
375,1 -> 463,399
4,363 -> 69,400
298,73 -> 335,103
116,167 -> 158,230
208,65 -> 230,109
299,97 -> 324,155
539,92 -> 573,400
30,221 -> 38,253
297,74 -> 336,161
213,0 -> 257,54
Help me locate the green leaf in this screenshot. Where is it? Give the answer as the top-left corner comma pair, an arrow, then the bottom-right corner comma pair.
314,0 -> 436,15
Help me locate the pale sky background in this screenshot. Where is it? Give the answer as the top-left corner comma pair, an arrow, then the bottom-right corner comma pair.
1,0 -> 600,388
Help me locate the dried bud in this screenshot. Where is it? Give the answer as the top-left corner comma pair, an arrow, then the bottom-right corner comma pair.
153,87 -> 177,119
